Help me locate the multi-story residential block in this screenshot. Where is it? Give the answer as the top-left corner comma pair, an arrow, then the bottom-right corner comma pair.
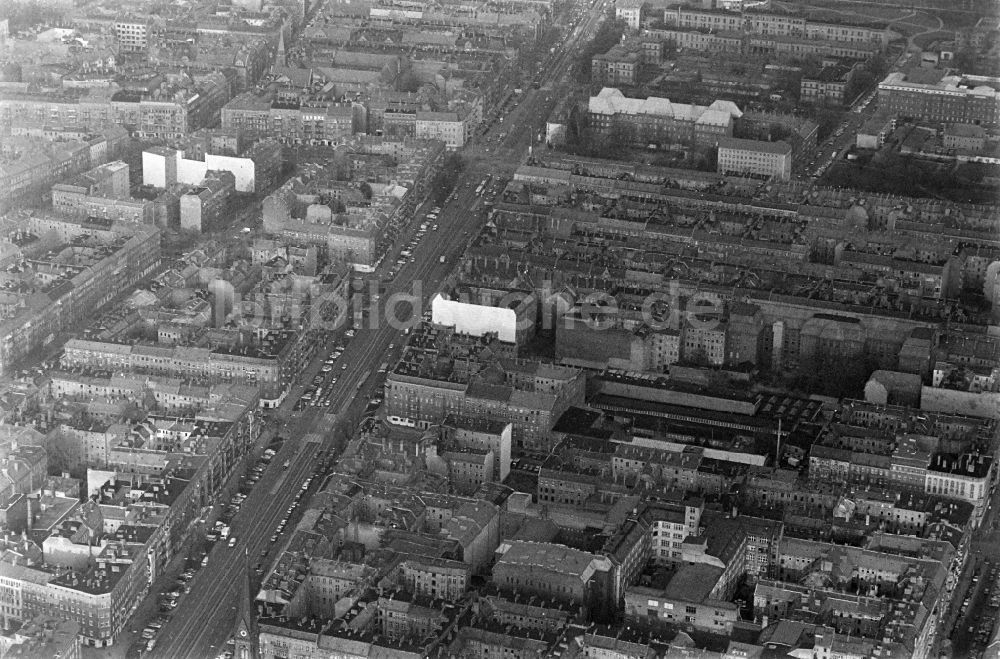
681,317 -> 727,366
221,92 -> 363,144
442,415 -> 512,482
492,541 -> 614,620
592,46 -> 641,86
386,330 -> 585,450
716,136 -> 793,180
51,162 -> 153,224
645,27 -> 880,59
0,74 -> 232,141
60,330 -> 299,400
925,453 -> 993,518
179,170 -> 236,233
431,290 -> 536,347
680,512 -> 783,600
601,517 -> 652,612
878,72 -> 1000,128
760,537 -> 948,659
4,617 -> 80,659
589,87 -> 741,148
555,309 -> 681,372
616,0 -> 644,30
942,123 -> 987,152
0,217 -> 158,378
400,557 -> 470,602
726,302 -> 769,366
415,111 -> 474,149
640,498 -> 704,564
114,20 -> 148,54
49,371 -> 258,417
801,64 -> 858,105
625,565 -> 740,633
662,8 -> 890,48
0,138 -> 102,212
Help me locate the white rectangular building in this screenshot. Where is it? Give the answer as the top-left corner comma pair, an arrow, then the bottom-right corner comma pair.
716,136 -> 793,181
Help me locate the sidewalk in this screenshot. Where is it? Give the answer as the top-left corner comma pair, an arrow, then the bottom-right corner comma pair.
81,544 -> 196,659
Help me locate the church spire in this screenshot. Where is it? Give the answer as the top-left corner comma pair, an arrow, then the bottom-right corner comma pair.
232,549 -> 260,659
275,29 -> 287,68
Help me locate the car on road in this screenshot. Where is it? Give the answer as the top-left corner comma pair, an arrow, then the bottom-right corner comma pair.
228,537 -> 237,548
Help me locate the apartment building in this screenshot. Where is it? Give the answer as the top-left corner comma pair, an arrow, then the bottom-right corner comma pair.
386,335 -> 584,450
60,332 -> 299,399
645,27 -> 879,59
801,64 -> 858,105
716,136 -> 793,180
662,7 -> 890,48
51,161 -> 154,224
942,123 -> 987,152
400,558 -> 470,602
415,111 -> 472,149
681,317 -> 727,366
925,453 -> 993,517
0,218 -> 159,378
114,20 -> 148,54
878,72 -> 1000,128
625,566 -> 740,634
492,541 -> 614,615
0,139 -> 101,212
592,46 -> 641,86
640,498 -> 704,564
442,415 -> 512,481
221,93 -> 362,144
588,87 -> 741,148
0,75 -> 232,141
179,170 -> 236,233
617,0 -> 644,30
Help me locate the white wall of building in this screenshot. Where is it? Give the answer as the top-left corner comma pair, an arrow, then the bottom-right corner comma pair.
431,293 -> 517,343
205,154 -> 255,192
143,150 -> 256,192
142,151 -> 171,188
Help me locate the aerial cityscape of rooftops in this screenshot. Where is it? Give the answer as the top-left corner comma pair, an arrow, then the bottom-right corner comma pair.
0,0 -> 999,655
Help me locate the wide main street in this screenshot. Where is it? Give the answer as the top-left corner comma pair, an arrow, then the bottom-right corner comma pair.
142,0 -> 614,653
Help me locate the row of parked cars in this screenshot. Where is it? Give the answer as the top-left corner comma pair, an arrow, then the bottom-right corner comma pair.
136,611 -> 172,653
387,206 -> 440,278
965,563 -> 1000,653
296,344 -> 348,410
256,464 -> 324,575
